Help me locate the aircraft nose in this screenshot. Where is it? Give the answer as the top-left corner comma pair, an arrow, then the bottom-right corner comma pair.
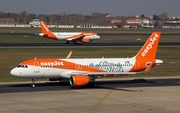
96,35 -> 100,39
10,68 -> 21,77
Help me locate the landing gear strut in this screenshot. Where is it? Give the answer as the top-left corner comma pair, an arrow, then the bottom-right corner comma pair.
73,41 -> 77,44
89,77 -> 98,87
91,40 -> 93,44
66,41 -> 70,44
90,81 -> 98,87
31,79 -> 36,88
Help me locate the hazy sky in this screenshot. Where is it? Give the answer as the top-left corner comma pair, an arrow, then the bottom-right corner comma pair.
0,0 -> 180,16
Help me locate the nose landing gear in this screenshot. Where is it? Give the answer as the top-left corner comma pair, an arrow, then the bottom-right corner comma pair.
31,79 -> 36,88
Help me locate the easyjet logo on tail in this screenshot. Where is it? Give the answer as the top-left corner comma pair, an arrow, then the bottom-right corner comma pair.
41,21 -> 49,32
141,33 -> 159,57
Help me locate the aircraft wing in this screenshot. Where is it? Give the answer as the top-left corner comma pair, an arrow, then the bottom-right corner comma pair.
71,72 -> 137,76
66,33 -> 84,41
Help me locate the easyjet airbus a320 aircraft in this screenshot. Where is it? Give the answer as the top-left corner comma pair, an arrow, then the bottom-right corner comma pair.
10,32 -> 163,88
38,20 -> 100,44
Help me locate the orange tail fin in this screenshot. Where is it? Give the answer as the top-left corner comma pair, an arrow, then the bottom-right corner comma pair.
40,20 -> 57,40
40,20 -> 51,34
135,32 -> 161,60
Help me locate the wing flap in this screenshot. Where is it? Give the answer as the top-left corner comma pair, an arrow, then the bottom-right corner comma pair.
71,72 -> 137,76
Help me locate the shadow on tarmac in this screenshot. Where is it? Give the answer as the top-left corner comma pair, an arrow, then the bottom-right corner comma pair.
0,78 -> 179,93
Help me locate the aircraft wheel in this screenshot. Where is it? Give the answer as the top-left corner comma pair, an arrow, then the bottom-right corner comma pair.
94,83 -> 98,88
66,41 -> 70,44
31,84 -> 35,88
31,79 -> 36,88
90,82 -> 98,88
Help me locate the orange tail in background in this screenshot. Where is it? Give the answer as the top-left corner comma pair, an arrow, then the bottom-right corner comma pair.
40,20 -> 57,40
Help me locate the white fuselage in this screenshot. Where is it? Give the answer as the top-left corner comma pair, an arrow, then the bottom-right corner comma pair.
10,58 -> 137,79
39,32 -> 100,40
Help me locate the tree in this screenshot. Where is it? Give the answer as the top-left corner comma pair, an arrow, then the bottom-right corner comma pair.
20,11 -> 28,24
141,14 -> 145,18
153,14 -> 159,20
159,12 -> 169,21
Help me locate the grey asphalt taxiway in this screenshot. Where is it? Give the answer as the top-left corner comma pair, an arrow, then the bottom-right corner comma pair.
0,32 -> 180,47
0,41 -> 180,48
0,77 -> 180,113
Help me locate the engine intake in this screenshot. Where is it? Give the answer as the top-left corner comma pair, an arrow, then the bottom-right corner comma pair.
69,75 -> 89,87
82,37 -> 89,43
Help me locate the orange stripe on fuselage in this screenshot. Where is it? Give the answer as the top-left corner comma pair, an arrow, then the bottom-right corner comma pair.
20,59 -> 105,72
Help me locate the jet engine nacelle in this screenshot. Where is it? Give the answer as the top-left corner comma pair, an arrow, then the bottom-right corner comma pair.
82,37 -> 89,43
69,75 -> 89,87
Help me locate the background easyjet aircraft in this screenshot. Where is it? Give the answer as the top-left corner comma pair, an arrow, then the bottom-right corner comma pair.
38,20 -> 100,44
11,32 -> 163,88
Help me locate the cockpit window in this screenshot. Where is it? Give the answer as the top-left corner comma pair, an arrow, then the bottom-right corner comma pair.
17,65 -> 28,68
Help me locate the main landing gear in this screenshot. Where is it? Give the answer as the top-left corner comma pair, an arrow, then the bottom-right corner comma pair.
89,77 -> 98,88
66,41 -> 77,44
66,41 -> 70,44
31,79 -> 36,88
90,40 -> 93,44
90,81 -> 98,88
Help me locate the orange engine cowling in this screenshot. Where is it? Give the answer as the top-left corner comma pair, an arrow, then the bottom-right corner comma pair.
82,37 -> 89,43
69,75 -> 89,87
